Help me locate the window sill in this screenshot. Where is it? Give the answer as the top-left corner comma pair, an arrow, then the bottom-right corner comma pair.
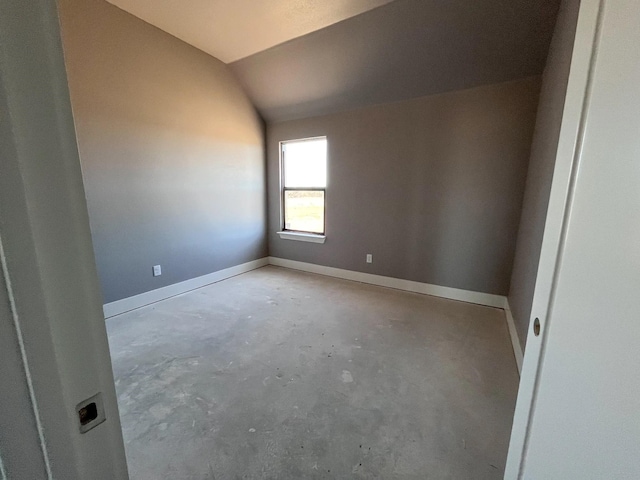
277,231 -> 326,244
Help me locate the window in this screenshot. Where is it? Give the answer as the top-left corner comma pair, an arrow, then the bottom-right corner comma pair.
281,137 -> 327,237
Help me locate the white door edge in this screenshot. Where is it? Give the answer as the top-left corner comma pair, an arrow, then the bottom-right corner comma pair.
503,1 -> 604,478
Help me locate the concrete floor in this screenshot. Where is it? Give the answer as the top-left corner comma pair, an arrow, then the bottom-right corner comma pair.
107,266 -> 519,480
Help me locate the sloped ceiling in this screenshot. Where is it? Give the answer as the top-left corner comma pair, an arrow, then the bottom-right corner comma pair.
105,0 -> 395,63
106,0 -> 560,122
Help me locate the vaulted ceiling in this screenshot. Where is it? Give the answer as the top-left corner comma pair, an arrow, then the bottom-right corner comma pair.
106,0 -> 396,63
106,0 -> 560,122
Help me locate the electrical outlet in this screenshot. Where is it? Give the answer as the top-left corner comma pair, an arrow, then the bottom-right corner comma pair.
153,265 -> 162,277
366,254 -> 373,264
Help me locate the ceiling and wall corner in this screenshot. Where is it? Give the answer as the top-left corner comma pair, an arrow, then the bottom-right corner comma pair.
104,0 -> 560,122
230,0 -> 560,121
105,0 -> 395,63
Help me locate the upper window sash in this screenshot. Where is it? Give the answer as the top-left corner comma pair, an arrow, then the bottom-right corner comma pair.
282,137 -> 327,188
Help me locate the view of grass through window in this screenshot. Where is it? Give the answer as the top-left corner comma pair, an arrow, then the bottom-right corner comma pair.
284,190 -> 325,233
282,138 -> 327,234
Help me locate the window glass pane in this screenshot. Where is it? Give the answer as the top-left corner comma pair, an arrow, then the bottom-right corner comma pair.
284,190 -> 325,234
283,138 -> 327,188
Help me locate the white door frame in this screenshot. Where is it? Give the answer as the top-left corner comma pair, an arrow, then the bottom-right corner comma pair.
504,0 -> 604,477
0,0 -> 129,478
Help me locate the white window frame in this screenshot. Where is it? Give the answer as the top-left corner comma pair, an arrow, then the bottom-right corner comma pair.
277,136 -> 327,243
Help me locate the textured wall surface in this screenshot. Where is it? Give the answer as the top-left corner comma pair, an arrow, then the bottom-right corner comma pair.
58,0 -> 267,303
508,0 -> 579,350
268,78 -> 541,296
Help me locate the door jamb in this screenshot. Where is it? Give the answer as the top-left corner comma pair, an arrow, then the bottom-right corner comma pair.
504,1 -> 604,477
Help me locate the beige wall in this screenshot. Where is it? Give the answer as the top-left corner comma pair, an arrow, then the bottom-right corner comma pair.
57,0 -> 267,303
268,77 -> 541,295
508,0 -> 580,350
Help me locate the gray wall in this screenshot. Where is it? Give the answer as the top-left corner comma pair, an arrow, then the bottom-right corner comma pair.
508,0 -> 580,350
268,77 -> 541,296
58,0 -> 267,303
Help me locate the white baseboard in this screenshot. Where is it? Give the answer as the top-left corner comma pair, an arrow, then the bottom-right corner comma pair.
269,256 -> 522,374
103,257 -> 269,318
503,299 -> 524,374
102,255 -> 522,375
267,256 -> 505,309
